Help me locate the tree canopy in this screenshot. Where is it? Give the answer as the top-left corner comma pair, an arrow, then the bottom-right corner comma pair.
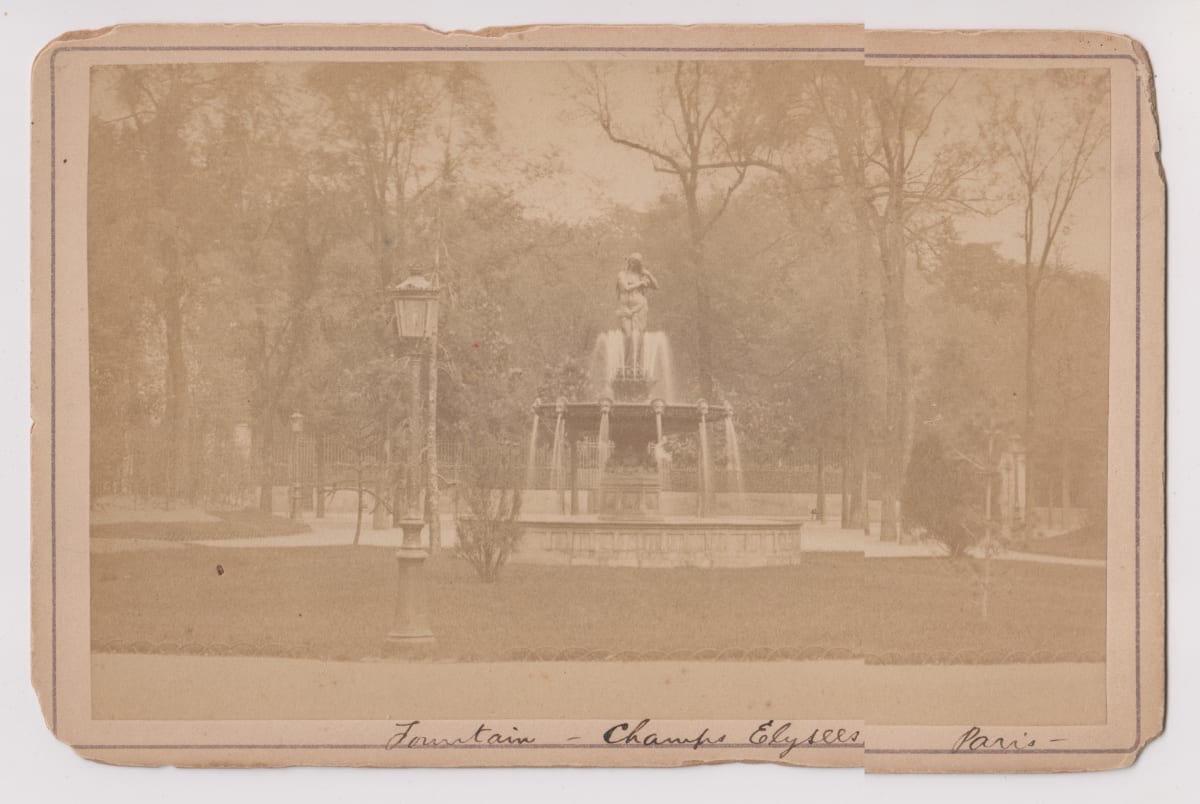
88,61 -> 1110,524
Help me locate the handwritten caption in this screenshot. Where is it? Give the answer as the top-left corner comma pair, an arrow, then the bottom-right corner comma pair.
386,719 -> 861,758
385,721 -> 1067,756
951,726 -> 1065,753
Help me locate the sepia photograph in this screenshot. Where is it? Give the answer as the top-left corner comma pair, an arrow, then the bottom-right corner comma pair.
87,57 -> 1108,666
26,22 -> 1165,771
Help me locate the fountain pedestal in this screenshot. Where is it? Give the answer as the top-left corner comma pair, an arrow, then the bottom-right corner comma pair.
598,472 -> 663,521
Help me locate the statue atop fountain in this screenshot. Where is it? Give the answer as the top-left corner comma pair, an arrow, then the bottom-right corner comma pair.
518,265 -> 803,567
615,253 -> 659,374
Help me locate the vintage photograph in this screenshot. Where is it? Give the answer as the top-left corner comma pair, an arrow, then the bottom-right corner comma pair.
85,54 -> 1110,684
26,21 -> 1167,770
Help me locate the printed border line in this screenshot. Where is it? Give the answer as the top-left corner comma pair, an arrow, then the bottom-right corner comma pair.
72,742 -> 862,751
49,45 -> 1142,763
57,45 -> 864,54
869,53 -> 1138,62
52,45 -> 1139,60
49,44 -> 58,738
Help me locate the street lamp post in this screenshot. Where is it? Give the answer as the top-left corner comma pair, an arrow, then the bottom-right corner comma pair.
289,411 -> 304,520
383,273 -> 440,655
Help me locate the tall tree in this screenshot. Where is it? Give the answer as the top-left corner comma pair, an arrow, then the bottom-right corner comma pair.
308,62 -> 494,531
739,60 -> 879,531
88,116 -> 157,498
307,63 -> 494,291
578,61 -> 763,398
1035,272 -> 1110,514
809,64 -> 988,540
984,71 -> 1109,509
105,65 -> 228,501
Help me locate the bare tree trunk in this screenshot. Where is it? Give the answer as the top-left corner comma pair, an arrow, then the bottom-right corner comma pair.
315,432 -> 326,518
844,356 -> 871,533
390,409 -> 405,528
373,411 -> 390,530
1024,290 -> 1038,522
1060,440 -> 1072,512
372,480 -> 388,529
839,396 -> 850,528
686,231 -> 715,399
842,223 -> 875,533
858,457 -> 870,535
878,220 -> 910,543
257,408 -> 275,513
163,288 -> 192,502
353,462 -> 364,546
815,448 -> 826,523
426,332 -> 442,552
567,439 -> 580,516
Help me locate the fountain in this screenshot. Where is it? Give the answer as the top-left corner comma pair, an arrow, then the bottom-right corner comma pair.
518,255 -> 803,568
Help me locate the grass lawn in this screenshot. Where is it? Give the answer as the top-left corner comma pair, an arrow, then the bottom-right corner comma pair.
91,510 -> 311,541
862,557 -> 1105,662
91,546 -> 1105,663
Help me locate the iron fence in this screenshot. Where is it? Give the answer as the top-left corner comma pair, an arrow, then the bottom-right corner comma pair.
93,427 -> 879,509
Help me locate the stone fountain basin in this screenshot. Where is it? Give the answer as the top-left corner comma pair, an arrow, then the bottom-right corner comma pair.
516,515 -> 804,569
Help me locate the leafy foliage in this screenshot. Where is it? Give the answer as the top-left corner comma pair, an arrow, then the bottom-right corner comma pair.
902,432 -> 984,557
87,62 -> 1111,535
454,436 -> 525,582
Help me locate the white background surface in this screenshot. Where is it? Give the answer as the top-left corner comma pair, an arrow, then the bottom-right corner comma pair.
1,1 -> 1194,799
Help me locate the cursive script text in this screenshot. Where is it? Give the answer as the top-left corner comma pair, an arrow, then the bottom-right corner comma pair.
749,720 -> 862,758
602,719 -> 727,751
952,726 -> 1063,753
386,720 -> 536,750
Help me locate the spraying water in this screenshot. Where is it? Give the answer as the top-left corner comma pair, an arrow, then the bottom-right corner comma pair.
597,408 -> 611,474
723,414 -> 746,513
642,332 -> 677,403
595,407 -> 611,514
525,409 -> 540,489
589,331 -> 626,398
698,421 -> 712,516
590,329 -> 678,402
653,402 -> 667,491
549,412 -> 566,513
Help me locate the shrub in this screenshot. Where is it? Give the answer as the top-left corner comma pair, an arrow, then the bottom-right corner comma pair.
455,439 -> 524,582
902,432 -> 983,557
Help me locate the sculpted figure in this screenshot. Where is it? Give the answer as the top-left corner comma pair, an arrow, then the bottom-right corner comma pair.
615,253 -> 659,371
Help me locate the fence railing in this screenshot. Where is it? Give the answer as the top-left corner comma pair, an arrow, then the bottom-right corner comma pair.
93,429 -> 878,508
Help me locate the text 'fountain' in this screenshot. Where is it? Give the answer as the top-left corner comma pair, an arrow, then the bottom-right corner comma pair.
518,256 -> 803,568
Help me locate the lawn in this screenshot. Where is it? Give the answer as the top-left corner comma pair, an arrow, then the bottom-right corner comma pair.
91,546 -> 1105,663
862,557 -> 1106,663
90,509 -> 311,541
